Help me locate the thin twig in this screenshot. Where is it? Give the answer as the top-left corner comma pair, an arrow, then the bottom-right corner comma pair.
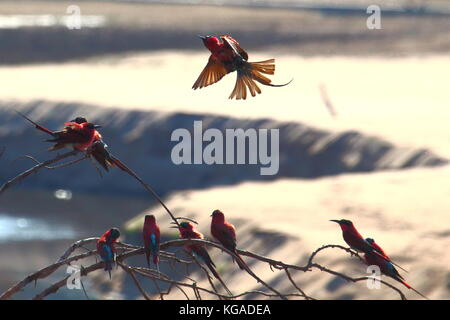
0,150 -> 79,195
2,238 -> 412,300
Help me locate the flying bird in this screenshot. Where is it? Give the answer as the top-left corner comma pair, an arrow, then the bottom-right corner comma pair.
172,221 -> 232,295
16,111 -> 101,151
364,238 -> 428,299
330,219 -> 407,272
193,34 -> 292,100
96,228 -> 121,279
143,214 -> 161,270
210,209 -> 247,270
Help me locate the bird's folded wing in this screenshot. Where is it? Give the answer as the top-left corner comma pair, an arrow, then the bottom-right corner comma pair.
221,34 -> 248,61
192,55 -> 229,89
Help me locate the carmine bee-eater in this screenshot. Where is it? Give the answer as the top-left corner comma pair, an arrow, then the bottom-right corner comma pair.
330,219 -> 406,272
193,34 -> 292,100
172,221 -> 232,295
16,111 -> 101,151
143,214 -> 161,270
210,209 -> 247,270
59,116 -> 141,178
364,238 -> 428,299
96,228 -> 121,279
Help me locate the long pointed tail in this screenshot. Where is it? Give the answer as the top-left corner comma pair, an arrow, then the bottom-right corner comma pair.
15,110 -> 55,136
204,260 -> 233,297
372,249 -> 408,273
104,262 -> 112,280
229,59 -> 292,100
152,252 -> 159,266
145,249 -> 151,267
234,251 -> 247,270
398,279 -> 429,300
196,248 -> 233,297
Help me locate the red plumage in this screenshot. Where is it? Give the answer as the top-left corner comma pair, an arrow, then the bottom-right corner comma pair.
364,247 -> 428,299
96,228 -> 121,279
143,215 -> 161,267
176,222 -> 227,287
193,34 -> 291,100
16,111 -> 99,151
210,209 -> 246,270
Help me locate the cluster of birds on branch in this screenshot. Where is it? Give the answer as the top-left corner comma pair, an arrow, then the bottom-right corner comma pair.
7,35 -> 427,299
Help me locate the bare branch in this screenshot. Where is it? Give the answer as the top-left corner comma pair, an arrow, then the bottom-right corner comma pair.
0,150 -> 79,195
1,238 -> 412,300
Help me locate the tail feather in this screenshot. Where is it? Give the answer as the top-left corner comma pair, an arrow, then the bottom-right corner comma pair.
235,253 -> 247,270
196,248 -> 233,297
371,249 -> 408,273
229,60 -> 291,100
205,261 -> 233,297
145,249 -> 151,267
153,254 -> 159,266
104,262 -> 112,280
399,279 -> 429,300
15,110 -> 55,136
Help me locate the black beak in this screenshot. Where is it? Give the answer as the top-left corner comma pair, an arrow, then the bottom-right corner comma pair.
169,225 -> 179,229
330,220 -> 341,224
94,125 -> 102,129
198,35 -> 206,40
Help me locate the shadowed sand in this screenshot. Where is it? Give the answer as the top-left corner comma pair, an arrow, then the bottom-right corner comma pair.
0,53 -> 449,158
125,165 -> 450,299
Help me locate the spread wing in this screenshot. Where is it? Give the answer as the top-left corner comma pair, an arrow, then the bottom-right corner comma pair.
192,55 -> 229,89
221,34 -> 248,61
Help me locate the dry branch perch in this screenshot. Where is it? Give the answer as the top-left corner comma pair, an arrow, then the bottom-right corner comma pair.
1,238 -> 410,300
0,149 -> 79,195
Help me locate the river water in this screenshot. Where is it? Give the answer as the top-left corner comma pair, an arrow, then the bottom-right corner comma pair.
0,213 -> 78,243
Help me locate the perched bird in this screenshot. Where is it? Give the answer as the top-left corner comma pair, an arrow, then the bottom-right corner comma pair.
96,228 -> 121,279
210,209 -> 246,270
142,214 -> 161,270
193,34 -> 291,100
364,238 -> 428,299
16,111 -> 101,151
58,116 -> 141,178
330,219 -> 406,271
172,221 -> 232,295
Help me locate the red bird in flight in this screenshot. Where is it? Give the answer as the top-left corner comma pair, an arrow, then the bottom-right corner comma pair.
16,111 -> 101,151
210,209 -> 247,270
193,34 -> 292,100
143,214 -> 161,270
96,228 -> 121,279
364,238 -> 428,299
330,219 -> 407,272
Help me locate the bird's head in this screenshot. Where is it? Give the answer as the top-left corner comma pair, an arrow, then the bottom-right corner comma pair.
71,117 -> 87,124
145,214 -> 156,224
178,221 -> 194,231
210,209 -> 225,222
366,238 -> 375,244
198,35 -> 220,51
330,219 -> 354,231
108,228 -> 121,241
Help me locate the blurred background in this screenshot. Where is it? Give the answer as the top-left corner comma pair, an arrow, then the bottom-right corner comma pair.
0,0 -> 449,299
